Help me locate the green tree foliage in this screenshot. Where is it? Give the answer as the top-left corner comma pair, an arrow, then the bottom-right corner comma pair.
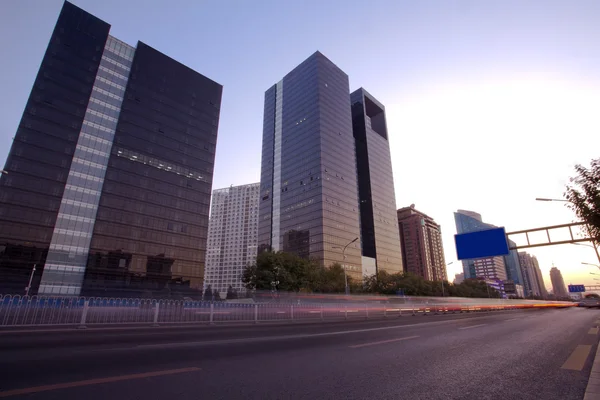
243,251 -> 501,298
363,271 -> 500,298
242,251 -> 348,293
585,293 -> 600,299
565,158 -> 600,246
203,285 -> 213,301
226,285 -> 238,300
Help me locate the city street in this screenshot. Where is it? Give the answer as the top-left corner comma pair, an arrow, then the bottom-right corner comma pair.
0,307 -> 598,399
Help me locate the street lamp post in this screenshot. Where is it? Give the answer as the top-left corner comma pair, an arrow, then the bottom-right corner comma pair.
25,264 -> 36,297
333,237 -> 359,295
442,261 -> 454,297
583,262 -> 600,269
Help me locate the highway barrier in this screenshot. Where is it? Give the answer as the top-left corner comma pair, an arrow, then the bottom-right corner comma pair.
0,294 -> 574,328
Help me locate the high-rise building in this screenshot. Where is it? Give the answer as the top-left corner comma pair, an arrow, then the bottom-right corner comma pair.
518,251 -> 539,296
204,183 -> 259,296
519,252 -> 548,298
504,239 -> 524,287
474,257 -> 507,281
351,89 -> 403,274
258,51 -> 402,278
454,210 -> 493,279
453,209 -> 523,287
397,206 -> 446,281
550,266 -> 567,298
0,2 -> 222,297
532,257 -> 548,298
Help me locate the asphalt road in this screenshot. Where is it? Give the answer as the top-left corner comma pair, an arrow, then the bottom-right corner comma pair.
0,307 -> 597,400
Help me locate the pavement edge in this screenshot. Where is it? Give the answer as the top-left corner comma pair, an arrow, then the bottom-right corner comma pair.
584,338 -> 600,400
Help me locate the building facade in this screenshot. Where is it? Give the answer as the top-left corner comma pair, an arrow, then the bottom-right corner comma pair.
454,210 -> 492,279
503,239 -> 524,287
204,183 -> 259,297
518,251 -> 548,298
0,2 -> 222,297
397,206 -> 446,281
550,266 -> 568,298
532,257 -> 548,298
350,89 -> 403,274
258,52 -> 402,279
474,257 -> 507,281
454,209 -> 523,287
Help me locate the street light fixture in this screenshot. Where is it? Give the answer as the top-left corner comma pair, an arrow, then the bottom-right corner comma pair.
332,237 -> 359,295
535,198 -> 568,202
441,261 -> 455,297
590,272 -> 600,276
583,262 -> 600,268
0,169 -> 7,175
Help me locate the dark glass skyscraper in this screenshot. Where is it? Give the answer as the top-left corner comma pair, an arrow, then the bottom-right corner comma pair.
351,89 -> 403,273
258,52 -> 402,277
0,2 -> 221,297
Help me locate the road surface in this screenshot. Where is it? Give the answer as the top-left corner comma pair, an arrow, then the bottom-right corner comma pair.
0,307 -> 597,399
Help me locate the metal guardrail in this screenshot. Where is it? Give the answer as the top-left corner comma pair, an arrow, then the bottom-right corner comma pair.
0,294 -> 574,328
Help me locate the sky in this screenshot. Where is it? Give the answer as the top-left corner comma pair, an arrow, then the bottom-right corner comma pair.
1,0 -> 599,291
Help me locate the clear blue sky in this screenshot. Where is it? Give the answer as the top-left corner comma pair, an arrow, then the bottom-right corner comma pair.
1,0 -> 599,288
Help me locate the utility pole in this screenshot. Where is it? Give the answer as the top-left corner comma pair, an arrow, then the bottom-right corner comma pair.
25,264 -> 36,297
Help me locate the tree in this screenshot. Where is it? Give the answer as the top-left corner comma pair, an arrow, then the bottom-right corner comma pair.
203,285 -> 212,301
226,285 -> 238,300
212,289 -> 221,301
565,158 -> 600,254
585,293 -> 600,299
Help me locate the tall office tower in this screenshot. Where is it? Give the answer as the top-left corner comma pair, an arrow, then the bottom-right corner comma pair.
503,239 -> 524,287
518,252 -> 536,296
519,252 -> 548,298
204,183 -> 259,296
532,256 -> 548,298
258,52 -> 364,277
0,2 -> 222,297
550,266 -> 568,298
397,205 -> 446,281
453,209 -> 523,287
350,88 -> 403,274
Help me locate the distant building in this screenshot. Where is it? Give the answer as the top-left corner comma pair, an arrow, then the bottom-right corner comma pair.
204,183 -> 259,297
397,206 -> 447,281
533,257 -> 548,298
550,266 -> 568,298
485,279 -> 506,298
515,284 -> 525,298
453,209 -> 523,287
454,272 -> 465,284
518,252 -> 548,298
504,239 -> 525,288
474,256 -> 507,281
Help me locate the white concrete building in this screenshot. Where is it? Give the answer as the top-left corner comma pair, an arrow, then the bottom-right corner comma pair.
204,183 -> 259,297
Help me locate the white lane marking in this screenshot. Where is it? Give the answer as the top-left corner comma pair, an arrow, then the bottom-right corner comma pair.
504,318 -> 519,321
349,335 -> 419,348
458,324 -> 487,330
135,317 -> 499,349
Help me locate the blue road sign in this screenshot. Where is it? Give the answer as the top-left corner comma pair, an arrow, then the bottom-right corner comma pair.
568,284 -> 586,293
455,227 -> 510,260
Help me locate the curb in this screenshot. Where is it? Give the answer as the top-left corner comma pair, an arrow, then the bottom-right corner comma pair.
584,341 -> 600,400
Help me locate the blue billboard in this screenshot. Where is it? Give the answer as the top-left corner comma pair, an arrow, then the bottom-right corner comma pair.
568,285 -> 585,293
455,227 -> 510,260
